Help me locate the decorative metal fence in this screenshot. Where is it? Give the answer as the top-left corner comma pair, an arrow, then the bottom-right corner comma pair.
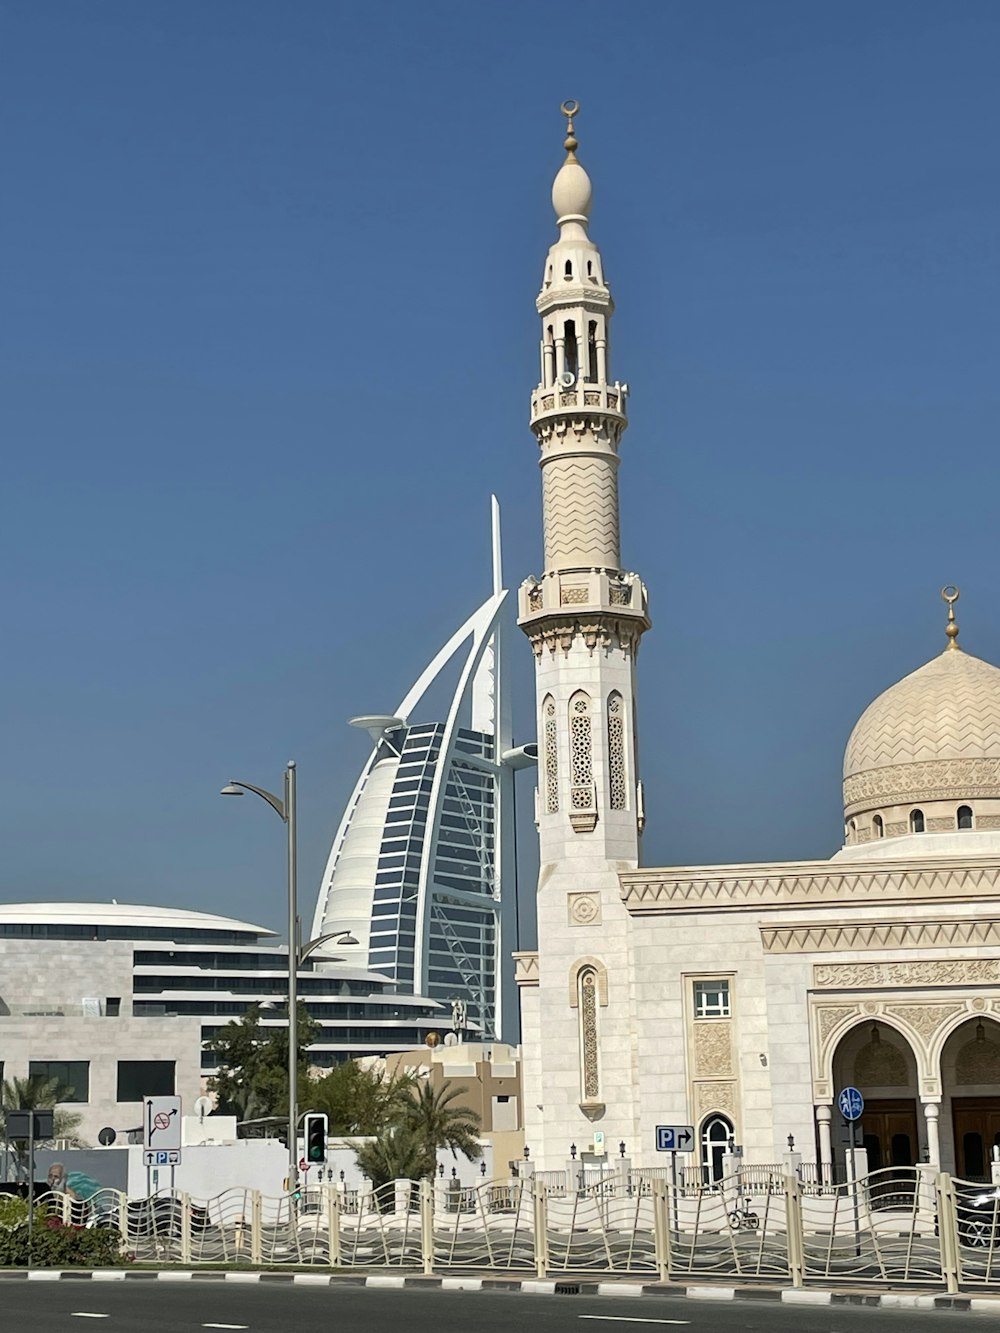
27,1167 -> 1000,1290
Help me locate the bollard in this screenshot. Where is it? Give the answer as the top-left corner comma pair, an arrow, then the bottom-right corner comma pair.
326,1185 -> 341,1268
783,1175 -> 805,1288
420,1178 -> 435,1275
532,1175 -> 548,1278
652,1177 -> 671,1282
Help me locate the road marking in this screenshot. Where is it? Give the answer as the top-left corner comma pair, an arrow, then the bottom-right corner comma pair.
578,1320 -> 691,1326
70,1316 -> 110,1321
202,1325 -> 249,1330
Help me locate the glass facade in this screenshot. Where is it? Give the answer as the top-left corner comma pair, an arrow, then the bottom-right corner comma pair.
365,723 -> 499,1032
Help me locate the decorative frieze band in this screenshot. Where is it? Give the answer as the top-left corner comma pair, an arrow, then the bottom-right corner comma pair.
843,757 -> 1000,816
622,858 -> 1000,913
523,615 -> 644,660
813,958 -> 1000,989
762,918 -> 1000,955
513,951 -> 539,987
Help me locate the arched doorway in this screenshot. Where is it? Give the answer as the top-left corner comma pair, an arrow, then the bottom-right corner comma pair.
700,1113 -> 733,1183
831,1021 -> 921,1178
940,1016 -> 1000,1180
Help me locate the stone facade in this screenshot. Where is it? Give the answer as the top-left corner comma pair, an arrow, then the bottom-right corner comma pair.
515,109 -> 1000,1181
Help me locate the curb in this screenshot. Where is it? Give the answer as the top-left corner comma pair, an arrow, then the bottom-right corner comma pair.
0,1270 -> 999,1310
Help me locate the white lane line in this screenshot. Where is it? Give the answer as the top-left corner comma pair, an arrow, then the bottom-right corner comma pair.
578,1320 -> 691,1326
202,1325 -> 249,1330
70,1316 -> 110,1321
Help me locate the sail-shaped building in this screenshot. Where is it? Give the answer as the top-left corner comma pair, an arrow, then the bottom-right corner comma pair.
311,500 -> 532,1041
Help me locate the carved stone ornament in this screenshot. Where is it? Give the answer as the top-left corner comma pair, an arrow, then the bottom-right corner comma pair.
843,757 -> 1000,816
568,893 -> 602,926
694,1080 -> 736,1120
884,1002 -> 965,1043
814,959 -> 1000,989
693,1023 -> 733,1078
816,1005 -> 861,1049
764,919 -> 1000,954
513,951 -> 539,987
622,860 -> 1000,914
524,614 -> 647,660
956,1038 -> 1000,1085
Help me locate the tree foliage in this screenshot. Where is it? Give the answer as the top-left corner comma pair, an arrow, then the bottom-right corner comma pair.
1,1075 -> 86,1172
350,1075 -> 482,1184
403,1081 -> 481,1178
205,1003 -> 319,1121
303,1062 -> 416,1136
353,1123 -> 429,1190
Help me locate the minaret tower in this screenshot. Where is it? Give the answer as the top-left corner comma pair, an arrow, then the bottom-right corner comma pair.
517,103 -> 650,1166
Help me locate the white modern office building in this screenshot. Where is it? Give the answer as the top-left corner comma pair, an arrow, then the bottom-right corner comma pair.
0,901 -> 448,1144
312,501 -> 533,1041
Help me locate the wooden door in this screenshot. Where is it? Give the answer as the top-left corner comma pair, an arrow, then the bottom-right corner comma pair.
953,1097 -> 1000,1180
858,1099 -> 918,1206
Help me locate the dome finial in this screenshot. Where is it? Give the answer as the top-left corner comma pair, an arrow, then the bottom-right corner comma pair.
561,99 -> 580,162
942,585 -> 961,651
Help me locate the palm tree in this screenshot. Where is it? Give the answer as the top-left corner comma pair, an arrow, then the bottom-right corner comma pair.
354,1123 -> 430,1191
402,1081 -> 481,1179
1,1075 -> 87,1179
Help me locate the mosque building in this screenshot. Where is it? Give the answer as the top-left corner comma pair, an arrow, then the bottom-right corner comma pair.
515,103 -> 1000,1181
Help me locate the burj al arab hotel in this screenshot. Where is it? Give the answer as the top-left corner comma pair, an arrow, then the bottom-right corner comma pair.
310,500 -> 534,1042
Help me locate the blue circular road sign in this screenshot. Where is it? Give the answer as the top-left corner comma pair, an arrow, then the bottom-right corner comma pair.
838,1086 -> 864,1120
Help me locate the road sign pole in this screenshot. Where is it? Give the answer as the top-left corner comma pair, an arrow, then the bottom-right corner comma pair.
26,1111 -> 34,1270
670,1150 -> 679,1245
846,1116 -> 861,1258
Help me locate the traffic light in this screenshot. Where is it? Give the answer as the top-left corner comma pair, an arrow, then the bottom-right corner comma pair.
303,1111 -> 328,1166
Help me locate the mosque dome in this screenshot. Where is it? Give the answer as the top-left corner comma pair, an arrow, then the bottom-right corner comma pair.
840,589 -> 1000,849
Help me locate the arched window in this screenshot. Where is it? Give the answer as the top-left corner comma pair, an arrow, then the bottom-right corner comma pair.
849,819 -> 857,840
700,1114 -> 734,1183
910,809 -> 925,833
569,959 -> 609,1105
564,259 -> 573,279
587,320 -> 599,382
578,966 -> 600,1101
586,260 -> 593,276
873,814 -> 884,838
543,696 -> 558,814
607,692 -> 626,810
958,805 -> 974,830
569,692 -> 593,810
563,319 -> 578,379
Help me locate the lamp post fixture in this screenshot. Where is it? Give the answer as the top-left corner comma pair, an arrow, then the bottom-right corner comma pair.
221,761 -> 357,1197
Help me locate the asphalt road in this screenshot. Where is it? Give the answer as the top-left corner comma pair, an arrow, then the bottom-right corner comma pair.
0,1283 -> 975,1332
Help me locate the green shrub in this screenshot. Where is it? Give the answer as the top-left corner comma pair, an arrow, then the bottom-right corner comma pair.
0,1211 -> 126,1267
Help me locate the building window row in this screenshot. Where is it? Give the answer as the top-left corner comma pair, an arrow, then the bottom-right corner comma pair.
855,804 -> 978,841
24,1060 -> 176,1105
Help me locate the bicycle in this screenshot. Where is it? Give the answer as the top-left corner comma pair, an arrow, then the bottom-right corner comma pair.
728,1197 -> 760,1230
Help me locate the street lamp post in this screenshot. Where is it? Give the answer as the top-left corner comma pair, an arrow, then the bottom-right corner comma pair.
221,762 -> 356,1197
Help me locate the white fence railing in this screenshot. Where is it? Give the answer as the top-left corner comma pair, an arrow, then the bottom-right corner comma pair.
29,1167 -> 1000,1290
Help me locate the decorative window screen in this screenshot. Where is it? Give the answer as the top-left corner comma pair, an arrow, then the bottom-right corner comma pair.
543,696 -> 559,813
607,692 -> 626,810
579,967 -> 600,1100
570,692 -> 593,810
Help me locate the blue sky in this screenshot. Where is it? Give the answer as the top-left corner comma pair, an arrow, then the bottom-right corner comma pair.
1,2 -> 997,941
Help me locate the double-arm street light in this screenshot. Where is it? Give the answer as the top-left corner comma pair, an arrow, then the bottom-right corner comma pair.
220,761 -> 357,1196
